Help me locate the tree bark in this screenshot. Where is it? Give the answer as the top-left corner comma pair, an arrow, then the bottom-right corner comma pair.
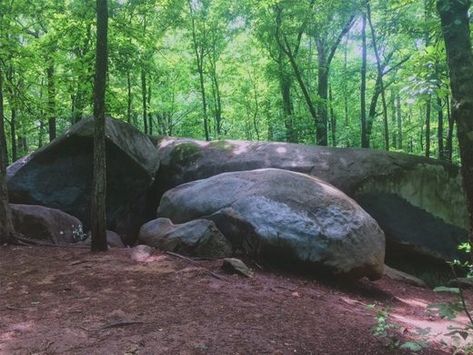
437,0 -> 473,242
127,70 -> 132,124
148,79 -> 152,135
329,84 -> 336,146
141,68 -> 148,134
47,63 -> 56,142
367,3 -> 389,150
396,94 -> 403,150
188,0 -> 210,141
0,62 -> 15,244
425,96 -> 431,158
437,96 -> 445,159
445,95 -> 455,161
315,16 -> 354,146
91,0 -> 108,252
278,56 -> 296,143
360,13 -> 368,148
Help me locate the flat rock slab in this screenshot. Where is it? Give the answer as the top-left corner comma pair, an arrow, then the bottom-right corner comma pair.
158,168 -> 385,280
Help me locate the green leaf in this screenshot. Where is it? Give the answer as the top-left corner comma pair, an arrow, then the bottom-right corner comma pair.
433,286 -> 460,294
400,341 -> 424,352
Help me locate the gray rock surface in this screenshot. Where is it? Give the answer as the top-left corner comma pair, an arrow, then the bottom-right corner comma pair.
7,118 -> 159,244
222,258 -> 253,277
10,204 -> 83,244
138,218 -> 231,258
383,265 -> 427,288
158,168 -> 385,280
155,137 -> 468,263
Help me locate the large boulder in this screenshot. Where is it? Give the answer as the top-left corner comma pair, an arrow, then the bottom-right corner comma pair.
156,137 -> 468,262
138,218 -> 231,258
7,118 -> 159,244
157,168 -> 386,280
10,204 -> 84,244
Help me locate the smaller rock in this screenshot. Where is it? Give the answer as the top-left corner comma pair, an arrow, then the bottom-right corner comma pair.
384,265 -> 427,288
80,230 -> 125,248
130,245 -> 154,262
138,218 -> 231,258
448,277 -> 473,289
222,258 -> 253,278
10,204 -> 83,244
106,231 -> 125,248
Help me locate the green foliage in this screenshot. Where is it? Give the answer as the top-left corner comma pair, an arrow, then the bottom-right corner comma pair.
0,0 -> 462,163
367,304 -> 427,352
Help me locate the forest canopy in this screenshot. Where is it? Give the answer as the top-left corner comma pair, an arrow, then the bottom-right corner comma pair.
0,0 -> 460,163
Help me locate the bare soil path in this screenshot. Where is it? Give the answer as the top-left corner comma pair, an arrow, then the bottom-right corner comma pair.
0,246 -> 469,354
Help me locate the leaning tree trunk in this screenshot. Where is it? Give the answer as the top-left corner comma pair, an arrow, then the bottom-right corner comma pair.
0,65 -> 15,244
91,0 -> 109,252
437,0 -> 473,242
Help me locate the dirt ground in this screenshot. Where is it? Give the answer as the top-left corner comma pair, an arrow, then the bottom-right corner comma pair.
1,245 -> 472,355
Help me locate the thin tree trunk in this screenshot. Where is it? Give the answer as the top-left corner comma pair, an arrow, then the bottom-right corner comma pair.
437,96 -> 445,159
317,52 -> 329,145
425,96 -> 431,157
438,0 -> 473,243
278,59 -> 295,142
280,35 -> 319,143
0,55 -> 15,243
360,13 -> 368,148
141,68 -> 148,134
367,3 -> 389,150
47,64 -> 56,142
91,0 -> 109,252
344,35 -> 349,127
148,79 -> 152,135
391,92 -> 397,149
329,84 -> 336,146
10,107 -> 17,162
127,70 -> 132,124
396,94 -> 403,150
445,95 -> 454,161
188,0 -> 209,141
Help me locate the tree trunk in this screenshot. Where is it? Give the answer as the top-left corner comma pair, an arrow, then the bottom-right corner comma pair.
188,0 -> 209,141
91,0 -> 109,252
280,36 -> 319,144
148,79 -> 152,135
391,92 -> 397,149
425,96 -> 431,158
10,106 -> 17,162
360,13 -> 368,148
445,95 -> 455,161
0,61 -> 15,244
47,64 -> 56,142
329,84 -> 336,146
127,70 -> 132,124
278,59 -> 296,143
344,35 -> 349,127
317,53 -> 329,146
367,3 -> 389,150
437,0 -> 473,242
396,94 -> 403,150
141,68 -> 148,134
437,96 -> 445,159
